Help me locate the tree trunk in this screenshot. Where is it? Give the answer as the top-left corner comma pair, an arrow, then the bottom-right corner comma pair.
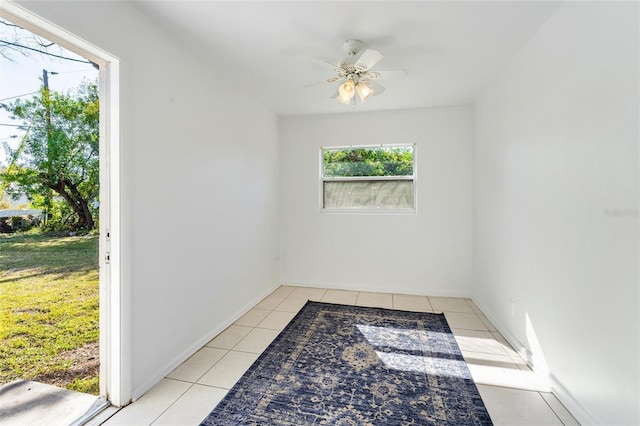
48,177 -> 94,230
39,171 -> 95,230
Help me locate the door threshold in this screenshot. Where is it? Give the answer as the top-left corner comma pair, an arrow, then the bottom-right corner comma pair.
0,380 -> 105,426
70,397 -> 111,426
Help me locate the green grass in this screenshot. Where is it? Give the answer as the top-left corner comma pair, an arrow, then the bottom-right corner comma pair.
0,232 -> 100,394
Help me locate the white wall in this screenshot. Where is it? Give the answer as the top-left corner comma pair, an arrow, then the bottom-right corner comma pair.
16,1 -> 281,401
473,2 -> 639,424
280,107 -> 473,296
14,2 -> 640,422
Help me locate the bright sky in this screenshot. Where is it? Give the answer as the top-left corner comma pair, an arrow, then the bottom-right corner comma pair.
0,21 -> 98,168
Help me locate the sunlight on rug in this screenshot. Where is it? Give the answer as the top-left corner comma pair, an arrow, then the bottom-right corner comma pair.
201,301 -> 492,425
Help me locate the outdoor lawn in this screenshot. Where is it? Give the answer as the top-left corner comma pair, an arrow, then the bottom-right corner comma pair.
0,232 -> 99,394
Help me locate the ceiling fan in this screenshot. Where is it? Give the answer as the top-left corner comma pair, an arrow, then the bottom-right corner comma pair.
308,39 -> 407,105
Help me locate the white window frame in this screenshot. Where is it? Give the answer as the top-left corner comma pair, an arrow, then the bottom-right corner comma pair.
320,143 -> 417,214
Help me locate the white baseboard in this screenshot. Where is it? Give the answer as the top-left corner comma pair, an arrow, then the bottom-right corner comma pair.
281,280 -> 471,298
548,372 -> 599,426
131,281 -> 281,401
471,298 -> 598,426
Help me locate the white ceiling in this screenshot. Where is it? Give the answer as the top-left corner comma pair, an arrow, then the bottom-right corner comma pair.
137,1 -> 562,116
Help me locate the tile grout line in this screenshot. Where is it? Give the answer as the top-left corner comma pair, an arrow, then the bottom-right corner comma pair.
539,391 -> 569,425
148,380 -> 194,426
425,297 -> 435,312
477,383 -> 541,393
191,349 -> 231,384
194,383 -> 230,391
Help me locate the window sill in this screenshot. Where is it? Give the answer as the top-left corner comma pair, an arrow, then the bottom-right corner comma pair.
320,208 -> 417,215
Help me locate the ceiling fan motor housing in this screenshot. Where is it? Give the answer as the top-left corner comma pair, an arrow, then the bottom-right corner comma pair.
342,39 -> 364,56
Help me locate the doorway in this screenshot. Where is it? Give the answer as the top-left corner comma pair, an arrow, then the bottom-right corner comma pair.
0,1 -> 123,409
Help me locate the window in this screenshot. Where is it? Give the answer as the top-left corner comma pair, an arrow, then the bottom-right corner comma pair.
321,144 -> 416,212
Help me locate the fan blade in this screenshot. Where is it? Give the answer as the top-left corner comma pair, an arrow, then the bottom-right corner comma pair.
366,70 -> 407,80
312,59 -> 345,75
354,48 -> 383,72
364,80 -> 386,96
304,77 -> 343,87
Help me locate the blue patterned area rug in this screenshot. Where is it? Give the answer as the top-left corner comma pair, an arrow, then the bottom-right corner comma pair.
201,301 -> 492,425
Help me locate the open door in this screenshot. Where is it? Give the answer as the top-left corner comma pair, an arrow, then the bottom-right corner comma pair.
0,1 -> 125,409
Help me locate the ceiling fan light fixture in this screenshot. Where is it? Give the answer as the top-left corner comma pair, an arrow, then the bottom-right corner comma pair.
338,79 -> 355,98
336,93 -> 354,105
356,82 -> 374,102
336,79 -> 356,104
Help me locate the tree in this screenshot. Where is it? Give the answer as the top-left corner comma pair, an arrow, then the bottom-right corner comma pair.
1,19 -> 53,61
323,146 -> 414,177
0,19 -> 74,63
1,80 -> 99,230
0,165 -> 11,209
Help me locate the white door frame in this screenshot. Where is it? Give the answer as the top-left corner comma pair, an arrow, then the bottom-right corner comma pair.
0,3 -> 127,406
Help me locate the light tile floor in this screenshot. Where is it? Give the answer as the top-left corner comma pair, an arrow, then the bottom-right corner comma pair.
101,286 -> 579,425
